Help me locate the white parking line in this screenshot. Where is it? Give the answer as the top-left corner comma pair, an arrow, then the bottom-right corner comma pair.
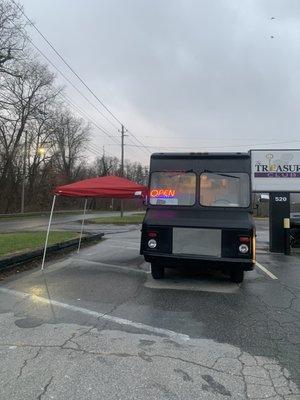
255,262 -> 278,280
0,287 -> 189,342
106,244 -> 140,251
109,239 -> 141,247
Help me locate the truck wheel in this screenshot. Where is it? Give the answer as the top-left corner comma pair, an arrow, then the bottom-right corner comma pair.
151,263 -> 164,279
230,268 -> 244,283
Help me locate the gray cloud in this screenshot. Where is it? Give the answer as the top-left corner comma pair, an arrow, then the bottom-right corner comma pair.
23,0 -> 300,161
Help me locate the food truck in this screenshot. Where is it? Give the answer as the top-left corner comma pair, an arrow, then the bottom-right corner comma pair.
140,152 -> 256,283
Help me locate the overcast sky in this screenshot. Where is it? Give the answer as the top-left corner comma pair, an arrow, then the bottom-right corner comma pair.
22,0 -> 300,164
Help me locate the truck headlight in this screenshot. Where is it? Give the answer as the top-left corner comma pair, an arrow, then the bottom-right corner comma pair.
148,239 -> 157,249
239,244 -> 249,254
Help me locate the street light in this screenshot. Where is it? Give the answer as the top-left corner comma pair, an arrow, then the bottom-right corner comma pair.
21,137 -> 47,213
37,146 -> 46,157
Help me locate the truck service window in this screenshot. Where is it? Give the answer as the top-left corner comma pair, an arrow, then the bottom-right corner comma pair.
150,172 -> 196,206
200,173 -> 250,207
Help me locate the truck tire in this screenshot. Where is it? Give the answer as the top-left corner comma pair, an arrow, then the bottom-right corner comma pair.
230,268 -> 244,283
151,263 -> 164,279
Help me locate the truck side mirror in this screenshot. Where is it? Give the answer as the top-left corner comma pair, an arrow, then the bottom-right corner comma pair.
134,191 -> 148,206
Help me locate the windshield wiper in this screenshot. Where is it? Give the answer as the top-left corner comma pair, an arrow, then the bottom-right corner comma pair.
203,170 -> 240,179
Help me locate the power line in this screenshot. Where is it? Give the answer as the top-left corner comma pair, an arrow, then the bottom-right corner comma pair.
85,144 -> 139,166
131,135 -> 300,145
60,93 -> 143,160
85,143 -> 117,159
9,18 -> 131,160
7,7 -> 151,166
9,15 -> 119,132
10,22 -> 132,162
85,146 -> 103,159
60,94 -> 150,160
125,135 -> 151,156
11,21 -> 151,159
126,129 -> 152,155
121,139 -> 300,150
85,145 -> 102,155
10,0 -> 152,156
86,147 -> 102,156
9,16 -> 122,141
26,36 -> 120,133
61,93 -> 152,158
59,93 -> 120,145
87,142 -> 114,158
11,0 -> 123,127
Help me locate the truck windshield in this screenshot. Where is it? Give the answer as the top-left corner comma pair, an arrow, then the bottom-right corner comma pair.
150,172 -> 196,206
200,172 -> 250,207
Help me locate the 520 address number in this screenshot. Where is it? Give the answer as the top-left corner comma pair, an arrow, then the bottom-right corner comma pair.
275,196 -> 288,202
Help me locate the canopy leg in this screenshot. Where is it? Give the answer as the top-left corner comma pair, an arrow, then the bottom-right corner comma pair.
77,198 -> 88,253
120,199 -> 124,218
41,195 -> 57,271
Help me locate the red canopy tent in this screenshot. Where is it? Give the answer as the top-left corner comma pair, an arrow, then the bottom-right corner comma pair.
41,176 -> 147,270
55,175 -> 147,198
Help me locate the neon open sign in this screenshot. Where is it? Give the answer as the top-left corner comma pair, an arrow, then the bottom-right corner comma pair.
150,189 -> 176,198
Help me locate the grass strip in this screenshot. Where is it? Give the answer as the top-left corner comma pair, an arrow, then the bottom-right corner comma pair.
0,231 -> 79,258
88,214 -> 145,224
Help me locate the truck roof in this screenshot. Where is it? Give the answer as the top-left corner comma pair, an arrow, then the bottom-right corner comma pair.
151,152 -> 250,159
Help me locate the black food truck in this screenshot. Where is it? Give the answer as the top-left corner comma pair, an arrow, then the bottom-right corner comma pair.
140,152 -> 256,283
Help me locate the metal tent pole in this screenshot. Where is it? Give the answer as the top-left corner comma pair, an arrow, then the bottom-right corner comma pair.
120,124 -> 127,218
41,195 -> 57,270
21,130 -> 28,213
77,198 -> 88,253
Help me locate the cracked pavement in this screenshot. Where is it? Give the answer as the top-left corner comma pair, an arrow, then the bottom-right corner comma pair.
0,222 -> 299,399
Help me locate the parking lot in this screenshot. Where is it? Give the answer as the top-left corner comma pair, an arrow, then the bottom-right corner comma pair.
0,219 -> 299,400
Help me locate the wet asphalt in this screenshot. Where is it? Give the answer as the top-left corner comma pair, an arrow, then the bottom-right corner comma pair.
0,218 -> 299,399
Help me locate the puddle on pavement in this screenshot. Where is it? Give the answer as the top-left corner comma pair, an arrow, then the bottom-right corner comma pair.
15,316 -> 44,328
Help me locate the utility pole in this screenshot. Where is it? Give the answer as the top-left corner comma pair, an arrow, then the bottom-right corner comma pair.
121,125 -> 125,175
120,125 -> 125,218
21,130 -> 28,214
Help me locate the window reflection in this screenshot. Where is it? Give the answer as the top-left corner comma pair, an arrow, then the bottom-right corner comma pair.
150,172 -> 196,206
200,173 -> 250,207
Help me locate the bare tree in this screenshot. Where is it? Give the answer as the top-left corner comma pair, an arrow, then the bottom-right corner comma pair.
25,104 -> 58,196
92,153 -> 120,177
0,0 -> 27,77
91,153 -> 149,184
124,160 -> 149,184
50,108 -> 90,182
0,0 -> 148,213
0,58 -> 58,211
